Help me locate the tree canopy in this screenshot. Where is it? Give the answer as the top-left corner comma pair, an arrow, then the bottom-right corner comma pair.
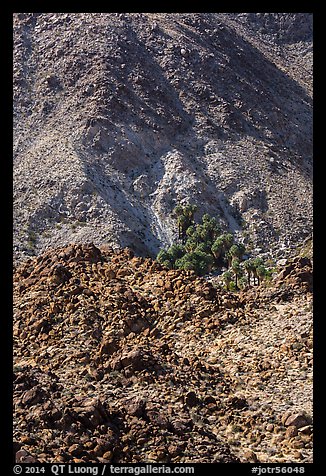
157,203 -> 272,288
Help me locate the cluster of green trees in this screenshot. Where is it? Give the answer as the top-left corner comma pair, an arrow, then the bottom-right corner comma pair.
156,203 -> 272,290
222,256 -> 272,291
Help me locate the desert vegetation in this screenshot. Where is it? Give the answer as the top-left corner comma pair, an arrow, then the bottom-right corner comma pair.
157,204 -> 272,289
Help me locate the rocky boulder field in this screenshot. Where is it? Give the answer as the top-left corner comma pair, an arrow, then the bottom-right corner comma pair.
13,243 -> 313,464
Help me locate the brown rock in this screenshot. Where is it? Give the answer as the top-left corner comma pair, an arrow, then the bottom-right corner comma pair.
228,395 -> 248,409
243,449 -> 258,462
146,409 -> 171,429
298,425 -> 313,435
171,418 -> 193,435
123,398 -> 146,417
50,264 -> 72,284
93,445 -> 104,457
21,386 -> 46,406
99,337 -> 118,357
156,448 -> 167,459
13,242 -> 313,464
185,391 -> 198,407
126,316 -> 148,334
16,449 -> 37,463
105,268 -> 116,280
281,410 -> 293,426
291,439 -> 305,449
292,450 -> 303,460
168,443 -> 185,457
102,451 -> 113,461
68,444 -> 84,456
111,348 -> 156,373
72,399 -> 108,429
165,291 -> 174,299
284,413 -> 311,429
20,435 -> 37,445
285,425 -> 298,438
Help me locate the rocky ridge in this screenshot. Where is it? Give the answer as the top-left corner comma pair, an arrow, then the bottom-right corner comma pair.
13,13 -> 313,262
14,243 -> 313,463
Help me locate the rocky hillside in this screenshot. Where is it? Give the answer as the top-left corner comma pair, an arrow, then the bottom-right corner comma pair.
13,13 -> 313,262
14,243 -> 313,463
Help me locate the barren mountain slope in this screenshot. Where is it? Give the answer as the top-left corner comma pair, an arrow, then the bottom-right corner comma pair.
13,13 -> 313,261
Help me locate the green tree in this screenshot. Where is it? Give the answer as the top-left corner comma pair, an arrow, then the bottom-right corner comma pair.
178,215 -> 188,241
251,257 -> 264,285
238,275 -> 248,290
222,233 -> 234,251
256,265 -> 267,286
162,259 -> 173,269
185,229 -> 202,251
183,204 -> 198,222
212,233 -> 232,264
174,204 -> 184,215
185,235 -> 197,253
222,270 -> 232,291
243,259 -> 255,286
173,204 -> 197,242
229,243 -> 246,262
211,236 -> 225,263
157,203 -> 269,286
201,214 -> 221,242
184,213 -> 220,252
157,249 -> 171,265
176,250 -> 213,276
186,225 -> 196,237
229,281 -> 237,292
196,242 -> 212,254
167,243 -> 185,262
231,259 -> 243,288
157,245 -> 186,269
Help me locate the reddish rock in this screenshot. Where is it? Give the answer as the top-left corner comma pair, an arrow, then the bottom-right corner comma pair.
50,264 -> 72,284
228,395 -> 248,409
21,386 -> 46,406
185,391 -> 199,407
72,399 -> 109,430
16,449 -> 38,463
99,337 -> 118,357
285,425 -> 298,438
123,398 -> 146,417
284,413 -> 312,429
171,418 -> 193,435
13,243 -> 312,464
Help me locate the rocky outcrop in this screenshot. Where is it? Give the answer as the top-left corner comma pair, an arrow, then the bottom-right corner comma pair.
13,244 -> 313,463
276,256 -> 312,291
